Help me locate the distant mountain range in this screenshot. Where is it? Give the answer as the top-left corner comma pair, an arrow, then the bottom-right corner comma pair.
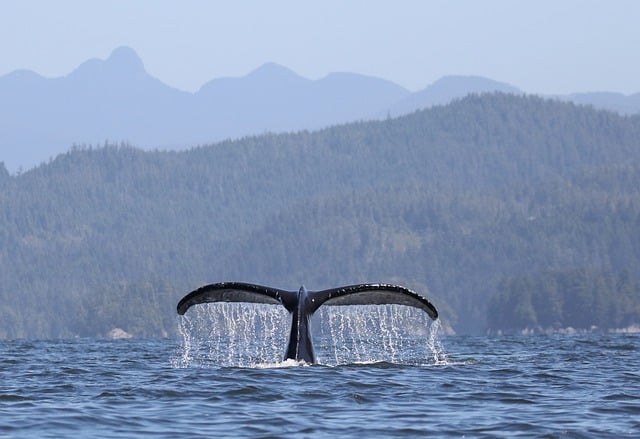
2,46 -> 639,172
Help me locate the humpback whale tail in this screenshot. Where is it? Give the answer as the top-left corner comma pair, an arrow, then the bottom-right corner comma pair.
177,282 -> 438,364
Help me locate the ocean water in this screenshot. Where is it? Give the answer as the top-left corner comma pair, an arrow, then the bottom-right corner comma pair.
1,308 -> 639,437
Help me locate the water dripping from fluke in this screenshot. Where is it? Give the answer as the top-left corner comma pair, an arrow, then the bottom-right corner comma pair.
173,282 -> 446,368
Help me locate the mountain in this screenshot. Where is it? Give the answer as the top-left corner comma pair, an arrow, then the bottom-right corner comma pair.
0,47 -> 409,172
194,62 -> 409,137
557,91 -> 640,115
385,75 -> 522,117
1,93 -> 639,338
0,47 -> 192,172
2,46 -> 640,174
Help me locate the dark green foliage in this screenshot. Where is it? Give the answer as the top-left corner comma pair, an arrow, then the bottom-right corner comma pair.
1,93 -> 640,338
488,270 -> 640,332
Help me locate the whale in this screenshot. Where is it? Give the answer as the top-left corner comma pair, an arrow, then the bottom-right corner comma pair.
177,282 -> 438,364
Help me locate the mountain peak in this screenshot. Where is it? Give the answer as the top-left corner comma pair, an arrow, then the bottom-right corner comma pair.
106,46 -> 145,72
246,62 -> 304,82
68,46 -> 145,80
429,75 -> 521,95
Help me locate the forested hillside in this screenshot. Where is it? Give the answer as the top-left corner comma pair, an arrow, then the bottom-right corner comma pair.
1,93 -> 639,338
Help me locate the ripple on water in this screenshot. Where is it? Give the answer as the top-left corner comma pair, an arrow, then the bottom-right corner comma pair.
1,334 -> 639,437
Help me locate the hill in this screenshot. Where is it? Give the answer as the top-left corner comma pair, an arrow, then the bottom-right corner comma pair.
1,93 -> 639,338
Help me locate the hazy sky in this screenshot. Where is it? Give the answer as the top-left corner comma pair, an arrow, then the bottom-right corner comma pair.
1,0 -> 639,95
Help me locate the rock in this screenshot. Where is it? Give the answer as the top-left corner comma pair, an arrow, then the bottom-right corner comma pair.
106,327 -> 132,339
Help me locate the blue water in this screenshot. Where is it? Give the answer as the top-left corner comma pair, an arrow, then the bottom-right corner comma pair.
1,331 -> 639,437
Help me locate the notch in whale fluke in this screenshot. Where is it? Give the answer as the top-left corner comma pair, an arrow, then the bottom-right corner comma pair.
177,282 -> 438,364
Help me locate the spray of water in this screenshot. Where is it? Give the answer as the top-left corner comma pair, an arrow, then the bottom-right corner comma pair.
314,305 -> 448,366
172,303 -> 290,368
173,303 -> 448,368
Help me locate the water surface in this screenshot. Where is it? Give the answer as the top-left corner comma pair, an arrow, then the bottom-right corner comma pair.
1,332 -> 638,437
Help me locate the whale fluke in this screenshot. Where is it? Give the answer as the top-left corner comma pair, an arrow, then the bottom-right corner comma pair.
177,282 -> 295,314
308,283 -> 438,319
177,282 -> 438,364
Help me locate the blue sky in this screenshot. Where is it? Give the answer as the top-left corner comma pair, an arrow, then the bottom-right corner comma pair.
1,0 -> 639,94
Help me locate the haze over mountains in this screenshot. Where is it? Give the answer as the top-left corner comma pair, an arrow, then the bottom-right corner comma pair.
2,46 -> 640,173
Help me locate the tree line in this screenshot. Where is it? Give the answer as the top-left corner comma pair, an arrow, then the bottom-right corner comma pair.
488,269 -> 640,333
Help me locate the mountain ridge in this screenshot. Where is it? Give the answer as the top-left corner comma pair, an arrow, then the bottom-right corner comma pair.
2,46 -> 639,173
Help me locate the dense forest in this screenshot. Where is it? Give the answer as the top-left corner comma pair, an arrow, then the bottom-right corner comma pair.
488,269 -> 640,333
1,93 -> 640,338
